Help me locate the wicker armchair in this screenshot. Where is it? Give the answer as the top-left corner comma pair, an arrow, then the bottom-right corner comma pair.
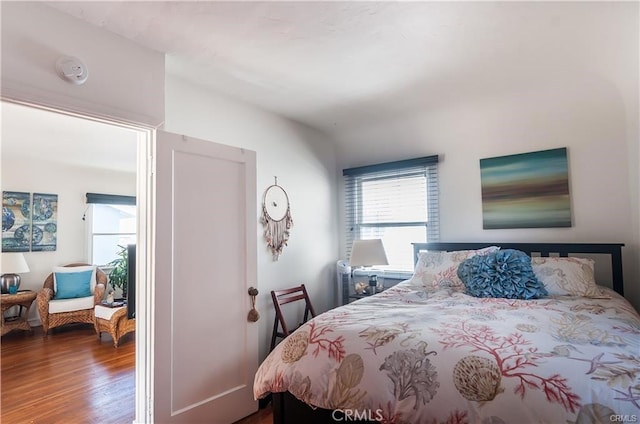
36,263 -> 107,336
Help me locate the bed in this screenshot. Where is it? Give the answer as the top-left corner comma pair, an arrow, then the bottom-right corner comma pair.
254,242 -> 639,423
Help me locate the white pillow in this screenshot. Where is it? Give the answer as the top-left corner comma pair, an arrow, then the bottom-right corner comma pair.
410,246 -> 500,291
531,257 -> 600,297
53,265 -> 97,295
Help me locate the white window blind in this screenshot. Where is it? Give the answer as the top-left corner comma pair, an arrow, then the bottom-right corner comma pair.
343,155 -> 439,270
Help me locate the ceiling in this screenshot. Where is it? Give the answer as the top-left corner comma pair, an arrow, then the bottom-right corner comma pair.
1,101 -> 139,173
2,2 -> 630,173
42,1 -> 616,135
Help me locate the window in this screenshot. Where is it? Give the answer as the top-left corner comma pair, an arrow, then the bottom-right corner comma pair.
86,193 -> 136,266
343,156 -> 439,271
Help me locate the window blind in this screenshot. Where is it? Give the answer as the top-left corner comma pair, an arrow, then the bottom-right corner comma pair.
343,155 -> 439,270
86,192 -> 136,205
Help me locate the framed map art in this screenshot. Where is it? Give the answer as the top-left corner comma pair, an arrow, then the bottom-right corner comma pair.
2,191 -> 58,252
2,191 -> 31,252
31,193 -> 58,251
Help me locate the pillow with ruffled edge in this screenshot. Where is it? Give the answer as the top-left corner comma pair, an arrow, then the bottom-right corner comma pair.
409,246 -> 500,291
531,256 -> 601,297
457,249 -> 548,299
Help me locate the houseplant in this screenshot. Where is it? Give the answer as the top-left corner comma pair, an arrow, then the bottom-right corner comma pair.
107,245 -> 128,298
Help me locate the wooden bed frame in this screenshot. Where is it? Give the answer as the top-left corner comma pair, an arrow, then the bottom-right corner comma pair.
270,242 -> 626,424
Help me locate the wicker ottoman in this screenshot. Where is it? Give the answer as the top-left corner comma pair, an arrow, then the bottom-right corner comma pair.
94,304 -> 135,347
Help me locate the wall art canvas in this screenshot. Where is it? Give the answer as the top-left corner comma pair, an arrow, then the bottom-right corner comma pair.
31,193 -> 58,251
480,147 -> 571,229
2,191 -> 31,252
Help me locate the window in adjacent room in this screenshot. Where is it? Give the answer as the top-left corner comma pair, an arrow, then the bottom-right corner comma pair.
343,155 -> 439,271
86,193 -> 136,267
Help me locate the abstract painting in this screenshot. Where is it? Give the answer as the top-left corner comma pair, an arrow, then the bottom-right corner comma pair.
480,148 -> 571,229
31,193 -> 58,251
2,191 -> 31,252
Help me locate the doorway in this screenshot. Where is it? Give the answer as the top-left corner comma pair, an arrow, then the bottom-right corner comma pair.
2,99 -> 261,423
0,99 -> 150,422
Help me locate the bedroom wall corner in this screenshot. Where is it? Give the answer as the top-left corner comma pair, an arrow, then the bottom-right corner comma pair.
620,0 -> 639,312
164,75 -> 340,361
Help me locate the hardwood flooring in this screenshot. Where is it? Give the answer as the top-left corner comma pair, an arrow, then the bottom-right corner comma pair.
233,404 -> 272,424
1,324 -> 135,424
1,324 -> 273,424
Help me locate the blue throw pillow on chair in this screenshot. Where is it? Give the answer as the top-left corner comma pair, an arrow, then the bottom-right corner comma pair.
54,270 -> 93,299
457,249 -> 548,299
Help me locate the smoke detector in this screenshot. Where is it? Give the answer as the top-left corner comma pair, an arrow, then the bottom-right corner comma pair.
55,56 -> 89,85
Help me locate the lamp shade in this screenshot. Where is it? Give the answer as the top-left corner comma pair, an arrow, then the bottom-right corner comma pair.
1,253 -> 30,274
349,239 -> 389,267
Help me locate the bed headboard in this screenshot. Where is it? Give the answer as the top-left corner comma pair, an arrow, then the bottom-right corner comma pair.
412,242 -> 625,296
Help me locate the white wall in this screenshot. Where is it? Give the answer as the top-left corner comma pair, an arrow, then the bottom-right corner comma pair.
1,2 -> 164,127
1,1 -> 340,363
0,2 -> 158,327
165,75 -> 339,361
1,158 -> 136,323
335,47 -> 640,309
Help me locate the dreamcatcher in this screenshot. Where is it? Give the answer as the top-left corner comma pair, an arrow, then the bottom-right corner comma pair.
260,177 -> 293,261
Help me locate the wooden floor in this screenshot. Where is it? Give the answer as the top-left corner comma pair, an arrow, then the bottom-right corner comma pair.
1,324 -> 272,424
234,404 -> 272,424
1,324 -> 135,424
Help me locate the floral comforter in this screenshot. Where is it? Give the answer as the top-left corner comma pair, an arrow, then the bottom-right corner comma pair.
254,280 -> 640,423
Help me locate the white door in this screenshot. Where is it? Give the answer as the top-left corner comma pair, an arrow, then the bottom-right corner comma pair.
153,131 -> 258,423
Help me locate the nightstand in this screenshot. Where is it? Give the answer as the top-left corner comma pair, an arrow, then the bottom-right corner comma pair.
346,292 -> 376,303
342,276 -> 386,305
341,270 -> 412,305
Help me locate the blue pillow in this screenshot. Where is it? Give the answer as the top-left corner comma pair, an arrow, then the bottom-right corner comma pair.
54,270 -> 93,299
457,249 -> 548,299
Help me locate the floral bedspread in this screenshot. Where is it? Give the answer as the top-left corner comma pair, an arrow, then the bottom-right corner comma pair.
254,280 -> 640,423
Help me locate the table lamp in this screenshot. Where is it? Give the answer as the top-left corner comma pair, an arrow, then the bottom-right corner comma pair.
1,252 -> 30,294
349,239 -> 388,295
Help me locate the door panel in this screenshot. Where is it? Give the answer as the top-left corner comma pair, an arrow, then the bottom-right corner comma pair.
154,131 -> 257,423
